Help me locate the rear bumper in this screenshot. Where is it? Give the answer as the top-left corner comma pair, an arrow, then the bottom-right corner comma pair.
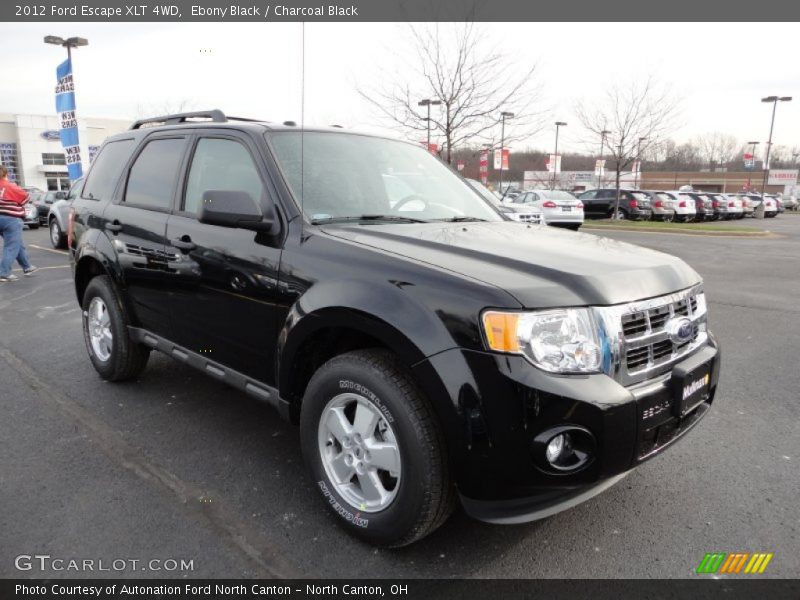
544,212 -> 584,224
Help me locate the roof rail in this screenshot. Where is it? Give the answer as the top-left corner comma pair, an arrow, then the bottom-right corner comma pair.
129,109 -> 228,130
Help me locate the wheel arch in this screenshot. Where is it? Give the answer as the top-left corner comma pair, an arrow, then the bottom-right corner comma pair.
278,306 -> 430,423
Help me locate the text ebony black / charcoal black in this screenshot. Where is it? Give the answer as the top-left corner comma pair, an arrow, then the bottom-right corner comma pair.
68,110 -> 721,547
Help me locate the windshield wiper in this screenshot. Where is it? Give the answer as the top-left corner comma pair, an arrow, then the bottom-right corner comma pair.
435,216 -> 488,222
311,214 -> 429,225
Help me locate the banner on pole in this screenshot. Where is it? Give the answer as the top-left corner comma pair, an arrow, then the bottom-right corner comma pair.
55,58 -> 82,181
594,159 -> 606,177
547,154 -> 561,174
479,151 -> 489,185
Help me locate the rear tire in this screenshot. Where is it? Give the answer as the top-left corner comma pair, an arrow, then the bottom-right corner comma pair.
300,348 -> 454,547
82,275 -> 150,381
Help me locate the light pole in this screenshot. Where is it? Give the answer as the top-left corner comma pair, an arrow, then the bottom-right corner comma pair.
598,129 -> 611,189
760,96 -> 792,199
45,35 -> 88,187
418,98 -> 441,152
635,137 -> 647,190
499,111 -> 514,193
45,35 -> 89,62
551,121 -> 566,190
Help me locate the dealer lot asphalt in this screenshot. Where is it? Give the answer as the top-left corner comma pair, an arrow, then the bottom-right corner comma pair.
1,218 -> 798,579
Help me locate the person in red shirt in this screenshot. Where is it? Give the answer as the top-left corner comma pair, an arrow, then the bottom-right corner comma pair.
0,165 -> 33,282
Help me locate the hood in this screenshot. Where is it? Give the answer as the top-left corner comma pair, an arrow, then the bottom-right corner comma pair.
321,222 -> 701,308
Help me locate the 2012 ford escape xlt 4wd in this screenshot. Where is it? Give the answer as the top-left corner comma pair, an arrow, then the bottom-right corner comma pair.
69,110 -> 721,547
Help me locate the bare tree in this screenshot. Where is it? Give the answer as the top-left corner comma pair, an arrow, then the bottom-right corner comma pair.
135,99 -> 194,118
693,132 -> 739,170
576,76 -> 681,218
358,24 -> 545,164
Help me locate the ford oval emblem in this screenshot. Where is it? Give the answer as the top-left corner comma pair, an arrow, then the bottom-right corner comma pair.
666,316 -> 694,344
41,130 -> 62,141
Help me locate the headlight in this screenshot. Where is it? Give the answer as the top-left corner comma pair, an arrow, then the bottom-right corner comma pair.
482,308 -> 602,373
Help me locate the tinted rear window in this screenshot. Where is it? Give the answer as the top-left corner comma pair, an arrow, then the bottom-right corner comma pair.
81,139 -> 136,201
124,138 -> 186,210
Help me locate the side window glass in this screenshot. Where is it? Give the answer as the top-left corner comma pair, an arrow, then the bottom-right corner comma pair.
124,138 -> 186,210
82,139 -> 135,200
183,138 -> 264,215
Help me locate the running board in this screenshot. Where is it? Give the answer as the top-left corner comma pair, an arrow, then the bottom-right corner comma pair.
128,327 -> 289,420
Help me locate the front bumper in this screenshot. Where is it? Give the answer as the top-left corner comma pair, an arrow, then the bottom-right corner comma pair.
413,335 -> 720,524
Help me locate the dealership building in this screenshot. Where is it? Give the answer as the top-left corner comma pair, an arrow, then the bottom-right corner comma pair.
0,113 -> 131,191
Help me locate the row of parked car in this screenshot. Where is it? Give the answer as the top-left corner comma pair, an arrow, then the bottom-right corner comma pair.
21,186 -> 71,248
467,179 -> 794,230
578,188 -> 789,222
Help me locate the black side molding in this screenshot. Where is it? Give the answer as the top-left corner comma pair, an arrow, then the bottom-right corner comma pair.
128,327 -> 290,420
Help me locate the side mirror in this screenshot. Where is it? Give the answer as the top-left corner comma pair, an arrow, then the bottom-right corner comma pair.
197,190 -> 275,233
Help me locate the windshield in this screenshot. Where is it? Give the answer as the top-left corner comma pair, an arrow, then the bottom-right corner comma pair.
268,132 -> 501,223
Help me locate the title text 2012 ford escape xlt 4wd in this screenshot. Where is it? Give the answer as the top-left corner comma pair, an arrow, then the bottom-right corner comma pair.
69,110 -> 721,547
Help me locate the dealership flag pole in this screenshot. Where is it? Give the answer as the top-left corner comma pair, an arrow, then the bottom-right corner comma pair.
53,46 -> 83,181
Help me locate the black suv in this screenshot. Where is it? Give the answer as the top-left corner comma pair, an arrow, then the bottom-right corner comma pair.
69,111 -> 720,547
577,188 -> 653,220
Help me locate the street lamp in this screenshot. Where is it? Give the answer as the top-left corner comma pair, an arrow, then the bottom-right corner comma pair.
45,35 -> 88,186
499,111 -> 515,192
760,96 -> 792,201
635,137 -> 647,190
551,121 -> 567,190
44,35 -> 89,62
598,129 -> 611,189
418,98 -> 442,152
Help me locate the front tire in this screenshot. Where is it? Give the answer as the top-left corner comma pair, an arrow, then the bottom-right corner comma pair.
300,349 -> 454,547
82,275 -> 150,381
49,219 -> 66,249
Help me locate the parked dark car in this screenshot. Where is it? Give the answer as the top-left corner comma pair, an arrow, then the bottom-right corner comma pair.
33,190 -> 68,224
576,188 -> 653,220
686,193 -> 715,221
69,110 -> 720,547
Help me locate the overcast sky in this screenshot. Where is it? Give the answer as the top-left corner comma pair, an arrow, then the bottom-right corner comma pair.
2,22 -> 798,156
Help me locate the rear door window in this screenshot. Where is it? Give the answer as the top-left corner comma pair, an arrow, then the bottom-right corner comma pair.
82,139 -> 136,201
124,137 -> 187,211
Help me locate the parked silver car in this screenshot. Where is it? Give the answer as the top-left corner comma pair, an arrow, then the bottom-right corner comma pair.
640,190 -> 676,222
47,178 -> 82,249
506,189 -> 583,230
466,179 -> 543,224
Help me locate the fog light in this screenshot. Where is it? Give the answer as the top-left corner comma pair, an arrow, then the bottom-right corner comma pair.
546,433 -> 569,463
533,426 -> 595,474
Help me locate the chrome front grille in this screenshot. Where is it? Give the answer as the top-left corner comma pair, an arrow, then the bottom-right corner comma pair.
596,285 -> 708,386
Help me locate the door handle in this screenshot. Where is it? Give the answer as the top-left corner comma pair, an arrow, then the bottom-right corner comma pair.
105,221 -> 122,232
171,237 -> 196,251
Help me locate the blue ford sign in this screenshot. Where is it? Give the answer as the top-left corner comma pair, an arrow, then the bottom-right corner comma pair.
41,130 -> 61,141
